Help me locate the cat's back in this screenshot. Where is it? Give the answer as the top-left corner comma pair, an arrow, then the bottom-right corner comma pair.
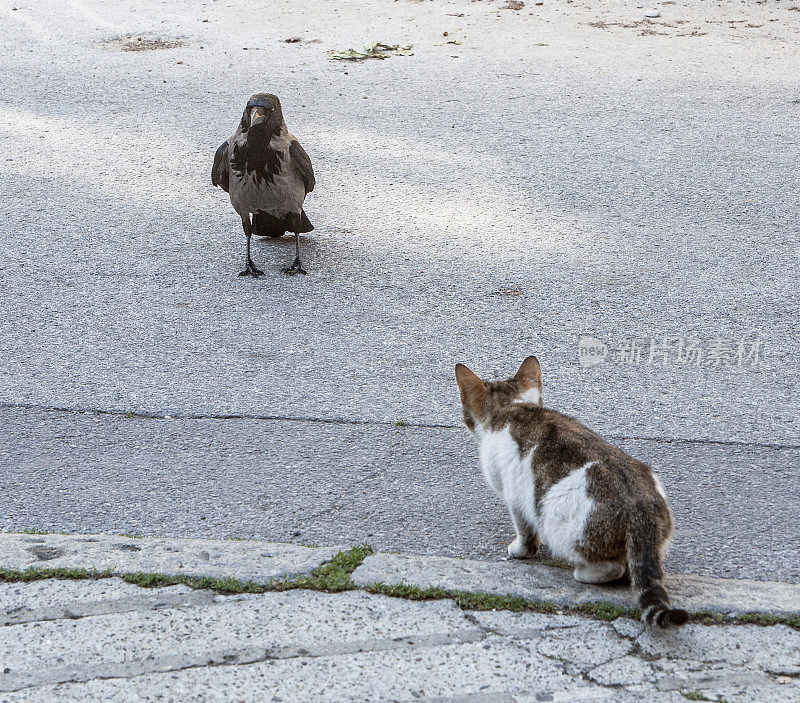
505,405 -> 664,504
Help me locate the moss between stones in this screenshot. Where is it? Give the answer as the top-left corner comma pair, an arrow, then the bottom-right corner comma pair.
0,566 -> 114,582
0,545 -> 374,596
364,580 -> 637,621
0,546 -> 797,631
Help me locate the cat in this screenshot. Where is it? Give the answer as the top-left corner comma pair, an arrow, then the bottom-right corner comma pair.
455,355 -> 689,629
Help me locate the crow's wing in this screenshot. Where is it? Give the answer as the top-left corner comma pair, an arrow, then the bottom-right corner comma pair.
289,139 -> 315,194
211,140 -> 230,192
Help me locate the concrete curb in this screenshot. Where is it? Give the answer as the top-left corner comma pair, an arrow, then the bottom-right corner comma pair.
0,533 -> 339,582
351,553 -> 800,619
1,533 -> 798,621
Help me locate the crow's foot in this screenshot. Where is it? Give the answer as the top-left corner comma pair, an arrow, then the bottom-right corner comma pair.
282,258 -> 307,276
238,260 -> 265,277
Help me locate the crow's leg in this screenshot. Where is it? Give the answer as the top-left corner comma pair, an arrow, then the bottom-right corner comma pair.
282,231 -> 307,276
238,215 -> 265,277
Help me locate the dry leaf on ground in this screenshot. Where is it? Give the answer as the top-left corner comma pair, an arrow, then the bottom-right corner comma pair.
329,42 -> 414,61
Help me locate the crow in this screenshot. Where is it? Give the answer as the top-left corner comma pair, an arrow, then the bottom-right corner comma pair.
212,93 -> 315,276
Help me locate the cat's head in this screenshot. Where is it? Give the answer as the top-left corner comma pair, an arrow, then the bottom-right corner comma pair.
454,356 -> 543,433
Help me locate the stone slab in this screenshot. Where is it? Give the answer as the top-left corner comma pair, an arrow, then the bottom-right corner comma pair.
0,577 -> 212,626
8,622 -> 796,703
0,589 -> 477,692
352,553 -> 800,617
0,636 -> 611,703
0,533 -> 338,582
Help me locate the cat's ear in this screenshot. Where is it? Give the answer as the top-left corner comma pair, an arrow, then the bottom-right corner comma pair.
514,356 -> 543,406
455,363 -> 487,414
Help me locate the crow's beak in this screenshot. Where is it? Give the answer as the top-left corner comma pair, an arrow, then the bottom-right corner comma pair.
249,106 -> 267,127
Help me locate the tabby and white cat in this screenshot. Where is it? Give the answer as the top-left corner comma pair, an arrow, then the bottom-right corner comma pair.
455,356 -> 689,628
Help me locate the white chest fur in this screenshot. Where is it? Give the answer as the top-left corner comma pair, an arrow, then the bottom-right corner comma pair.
477,427 -> 538,529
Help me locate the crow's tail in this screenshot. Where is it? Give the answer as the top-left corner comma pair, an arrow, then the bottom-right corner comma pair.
299,209 -> 314,233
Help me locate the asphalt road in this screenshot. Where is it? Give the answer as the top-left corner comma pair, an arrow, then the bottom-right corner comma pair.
1,0 -> 798,582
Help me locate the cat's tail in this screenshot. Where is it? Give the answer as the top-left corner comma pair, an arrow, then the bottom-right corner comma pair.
626,508 -> 689,629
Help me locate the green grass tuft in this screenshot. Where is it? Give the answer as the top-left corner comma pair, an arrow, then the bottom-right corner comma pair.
366,581 -> 639,621
690,610 -> 728,626
680,692 -> 713,702
736,611 -> 800,628
453,590 -> 556,613
123,544 -> 374,596
366,581 -> 451,602
573,601 -> 638,621
0,566 -> 113,582
295,544 -> 374,592
367,580 -> 540,612
122,572 -> 263,594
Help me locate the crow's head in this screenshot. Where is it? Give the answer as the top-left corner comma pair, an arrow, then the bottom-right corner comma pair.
240,93 -> 283,136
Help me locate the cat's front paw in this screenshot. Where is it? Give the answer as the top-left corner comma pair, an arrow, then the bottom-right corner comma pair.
507,536 -> 530,559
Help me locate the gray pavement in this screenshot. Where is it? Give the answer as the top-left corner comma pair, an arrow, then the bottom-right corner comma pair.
1,0 -> 800,584
1,406 -> 799,584
1,534 -> 798,702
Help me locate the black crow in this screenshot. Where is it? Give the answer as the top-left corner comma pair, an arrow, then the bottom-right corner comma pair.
212,93 -> 315,276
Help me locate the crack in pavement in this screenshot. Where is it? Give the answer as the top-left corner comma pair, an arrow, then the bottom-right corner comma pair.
1,589 -> 217,626
3,401 -> 800,450
1,630 -> 488,693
